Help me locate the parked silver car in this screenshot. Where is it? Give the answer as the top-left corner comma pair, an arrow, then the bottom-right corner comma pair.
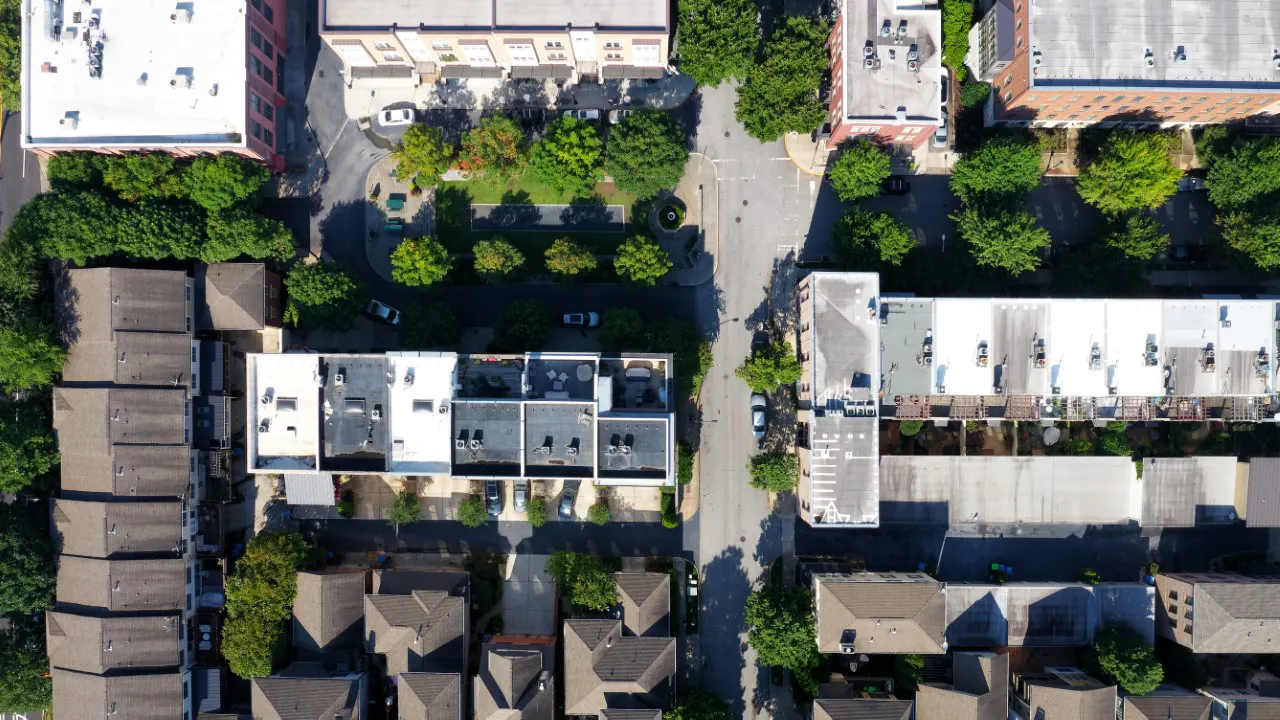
751,394 -> 767,439
514,479 -> 528,513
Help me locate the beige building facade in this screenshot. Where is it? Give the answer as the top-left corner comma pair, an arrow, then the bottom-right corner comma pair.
319,0 -> 669,85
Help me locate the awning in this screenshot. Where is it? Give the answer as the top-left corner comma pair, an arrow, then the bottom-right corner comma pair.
349,65 -> 414,80
510,65 -> 574,80
601,64 -> 665,80
284,473 -> 335,506
439,65 -> 504,79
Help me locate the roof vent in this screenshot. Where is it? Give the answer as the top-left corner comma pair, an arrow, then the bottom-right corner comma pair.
895,107 -> 907,123
1273,53 -> 1280,71
1144,49 -> 1155,68
171,7 -> 192,23
1174,46 -> 1187,64
864,56 -> 876,69
1032,50 -> 1042,66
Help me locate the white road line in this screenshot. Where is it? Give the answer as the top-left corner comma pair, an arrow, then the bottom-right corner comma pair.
813,479 -> 838,484
323,120 -> 348,158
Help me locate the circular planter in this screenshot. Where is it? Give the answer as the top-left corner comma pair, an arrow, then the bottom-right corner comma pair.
659,204 -> 684,230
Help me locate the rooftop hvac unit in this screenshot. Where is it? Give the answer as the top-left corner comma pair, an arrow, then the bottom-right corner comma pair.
1274,56 -> 1280,71
863,44 -> 874,58
334,373 -> 346,387
371,407 -> 382,422
1145,50 -> 1156,68
171,8 -> 192,23
896,22 -> 908,38
170,74 -> 191,89
1033,51 -> 1042,66
907,59 -> 918,72
879,22 -> 892,37
864,56 -> 876,69
840,644 -> 856,654
907,48 -> 919,61
455,439 -> 466,449
566,446 -> 579,456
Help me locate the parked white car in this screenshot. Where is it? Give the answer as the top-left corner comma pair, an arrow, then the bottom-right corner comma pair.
562,108 -> 601,122
379,108 -> 414,126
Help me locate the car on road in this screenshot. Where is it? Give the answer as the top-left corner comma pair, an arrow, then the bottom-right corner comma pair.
513,479 -> 528,513
751,330 -> 771,354
563,312 -> 601,328
485,481 -> 502,517
379,108 -> 414,126
562,108 -> 601,122
608,108 -> 633,125
882,178 -> 911,195
1176,176 -> 1207,193
940,68 -> 950,109
751,393 -> 767,439
366,299 -> 401,325
933,118 -> 949,149
559,484 -> 578,518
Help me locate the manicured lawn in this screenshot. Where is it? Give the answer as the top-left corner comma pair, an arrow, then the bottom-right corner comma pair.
442,173 -> 638,208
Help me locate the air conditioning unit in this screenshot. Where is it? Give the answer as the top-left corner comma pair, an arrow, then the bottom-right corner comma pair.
908,59 -> 919,72
170,74 -> 192,89
334,373 -> 346,387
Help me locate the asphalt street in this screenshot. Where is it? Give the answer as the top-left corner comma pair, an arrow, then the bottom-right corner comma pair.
0,113 -> 43,235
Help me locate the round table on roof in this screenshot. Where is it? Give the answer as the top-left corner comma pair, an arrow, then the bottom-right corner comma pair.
577,364 -> 593,382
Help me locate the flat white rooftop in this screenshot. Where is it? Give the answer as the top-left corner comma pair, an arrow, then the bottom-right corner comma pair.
1047,300 -> 1108,397
933,298 -> 993,396
387,352 -> 458,475
1104,300 -> 1164,398
249,354 -> 321,471
841,0 -> 944,123
22,0 -> 248,148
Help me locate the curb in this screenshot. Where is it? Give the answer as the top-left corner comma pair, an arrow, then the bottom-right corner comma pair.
783,133 -> 829,177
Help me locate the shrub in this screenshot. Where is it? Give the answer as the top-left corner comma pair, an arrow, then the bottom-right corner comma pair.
545,551 -> 617,611
526,495 -> 548,528
588,499 -> 612,525
736,340 -> 802,392
1078,567 -> 1101,585
614,235 -> 673,286
473,236 -> 525,280
544,238 -> 598,276
336,490 -> 355,519
959,81 -> 991,109
391,237 -> 453,286
677,442 -> 695,485
899,420 -> 924,437
458,496 -> 489,527
747,452 -> 798,492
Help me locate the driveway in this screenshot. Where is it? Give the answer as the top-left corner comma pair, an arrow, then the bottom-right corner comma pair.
0,113 -> 44,234
503,553 -> 556,635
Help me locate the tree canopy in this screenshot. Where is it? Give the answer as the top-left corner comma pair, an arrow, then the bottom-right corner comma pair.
735,17 -> 830,142
529,116 -> 605,198
832,208 -> 917,267
392,123 -> 454,187
588,500 -> 612,525
458,115 -> 527,186
544,237 -> 598,277
674,0 -> 758,87
400,301 -> 463,348
950,137 -> 1043,205
182,154 -> 271,212
0,401 -> 58,494
10,191 -> 204,264
223,533 -> 310,677
101,153 -> 181,201
746,583 -> 821,675
386,490 -> 420,533
736,340 -> 802,392
222,612 -> 287,680
545,552 -> 617,611
600,307 -> 645,351
941,0 -> 974,81
491,299 -> 551,352
47,152 -> 103,189
0,615 -> 52,714
203,209 -> 295,263
1104,212 -> 1170,261
283,261 -> 365,331
1090,626 -> 1163,695
827,139 -> 892,202
1077,132 -> 1182,214
0,0 -> 20,113
614,235 -> 673,286
1221,211 -> 1280,270
1204,137 -> 1280,210
605,110 -> 690,199
473,237 -> 525,280
953,206 -> 1051,274
458,496 -> 489,527
0,321 -> 65,393
390,237 -> 453,287
0,506 -> 55,615
747,452 -> 799,492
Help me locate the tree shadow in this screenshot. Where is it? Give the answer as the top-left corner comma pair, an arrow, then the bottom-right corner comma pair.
419,109 -> 476,146
481,79 -> 551,112
699,545 -> 750,719
483,190 -> 541,229
672,92 -> 703,151
432,80 -> 476,110
560,195 -> 621,232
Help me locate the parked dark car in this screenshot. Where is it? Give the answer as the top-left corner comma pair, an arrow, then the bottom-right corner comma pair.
559,483 -> 578,519
485,481 -> 501,517
882,178 -> 911,195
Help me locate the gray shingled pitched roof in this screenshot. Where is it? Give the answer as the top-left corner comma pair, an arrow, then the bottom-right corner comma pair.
66,268 -> 189,334
816,575 -> 947,654
364,580 -> 467,677
63,330 -> 194,388
198,263 -> 269,330
1189,579 -> 1280,652
474,644 -> 554,720
53,499 -> 182,558
293,571 -> 366,657
46,612 -> 181,674
562,619 -> 675,716
614,573 -> 670,637
600,710 -> 662,720
59,444 -> 192,498
251,675 -> 363,720
56,556 -> 186,613
1124,696 -> 1212,720
916,651 -> 1008,720
813,699 -> 914,720
53,387 -> 188,450
1023,679 -> 1116,720
53,668 -> 184,720
398,672 -> 461,720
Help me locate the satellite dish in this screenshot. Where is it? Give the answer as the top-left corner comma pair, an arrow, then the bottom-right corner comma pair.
1043,426 -> 1061,445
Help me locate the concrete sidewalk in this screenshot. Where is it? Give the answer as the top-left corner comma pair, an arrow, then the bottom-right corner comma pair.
784,131 -> 957,176
663,153 -> 717,286
364,155 -> 433,283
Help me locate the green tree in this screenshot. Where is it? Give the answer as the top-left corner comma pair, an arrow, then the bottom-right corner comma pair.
747,452 -> 798,492
392,123 -> 454,187
950,137 -> 1043,205
746,583 -> 821,675
0,237 -> 39,301
588,499 -> 612,526
400,301 -> 463,348
526,495 -> 548,528
600,307 -> 645,350
225,532 -> 309,624
0,615 -> 52,714
101,153 -> 181,201
182,154 -> 271,212
953,206 -> 1051,274
959,81 -> 991,109
530,115 -> 604,197
386,490 -> 420,535
735,340 -> 802,392
1221,211 -> 1280,270
941,0 -> 974,81
544,237 -> 598,277
1091,626 -> 1164,695
1105,212 -> 1170,261
665,688 -> 730,720
1204,137 -> 1280,209
473,237 -> 525,280
0,401 -> 58,494
390,237 -> 453,287
1078,132 -> 1182,214
900,420 -> 924,437
832,208 -> 917,267
0,506 -> 55,615
114,200 -> 205,260
827,139 -> 892,202
646,319 -> 713,399
284,262 -> 365,331
605,110 -> 690,199
735,17 -> 830,142
0,0 -> 20,113
0,321 -> 65,393
545,552 -> 617,611
674,0 -> 758,87
222,612 -> 287,679
203,209 -> 296,263
491,299 -> 551,352
1100,422 -> 1132,457
614,235 -> 673,286
47,152 -> 103,189
458,115 -> 527,186
12,191 -> 118,264
458,496 -> 489,527
894,654 -> 926,695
